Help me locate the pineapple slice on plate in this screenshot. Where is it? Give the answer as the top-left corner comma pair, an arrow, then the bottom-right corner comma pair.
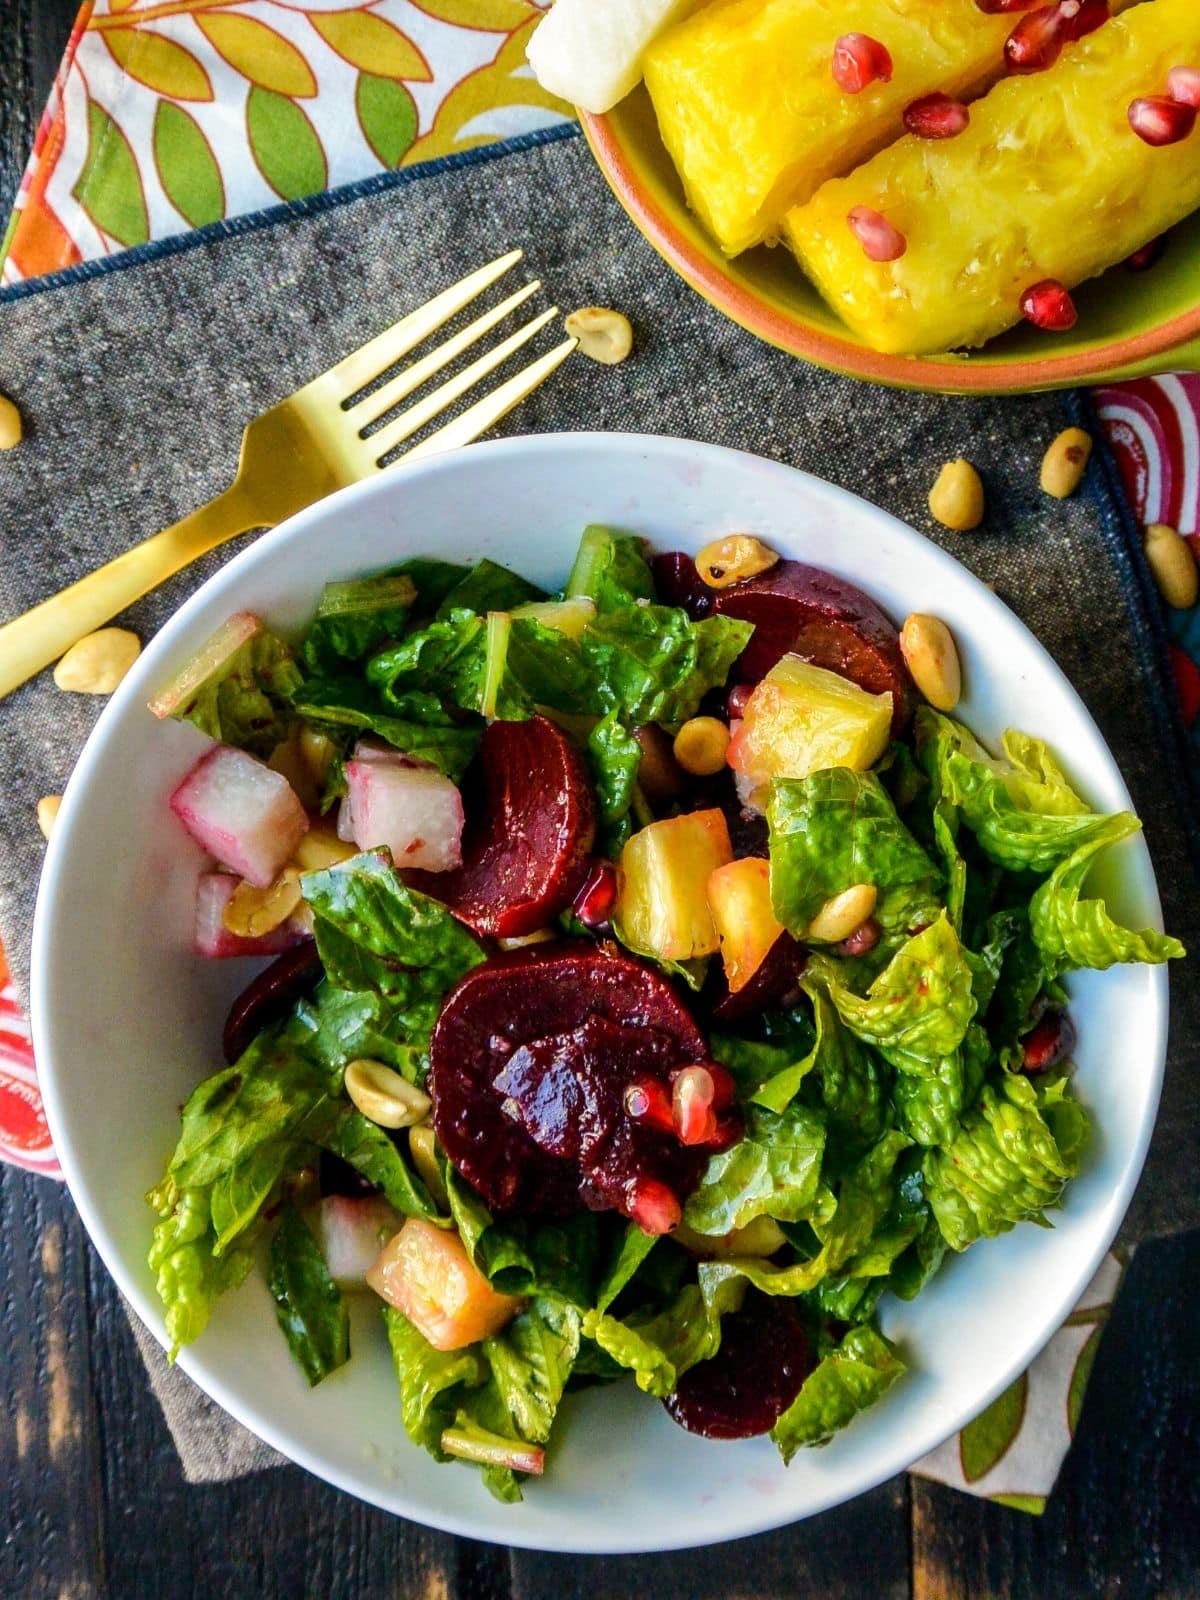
784,0 -> 1200,357
644,0 -> 1021,257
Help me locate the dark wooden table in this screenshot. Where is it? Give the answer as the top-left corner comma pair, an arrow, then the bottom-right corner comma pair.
3,7 -> 1200,1596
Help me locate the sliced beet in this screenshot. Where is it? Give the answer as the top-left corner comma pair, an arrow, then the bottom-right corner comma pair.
221,938 -> 324,1064
708,932 -> 807,1026
429,943 -> 711,1218
651,551 -> 713,618
711,560 -> 915,729
664,1294 -> 813,1440
407,715 -> 595,938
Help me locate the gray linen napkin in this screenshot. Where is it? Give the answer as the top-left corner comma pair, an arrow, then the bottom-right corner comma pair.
1,126 -> 1197,1483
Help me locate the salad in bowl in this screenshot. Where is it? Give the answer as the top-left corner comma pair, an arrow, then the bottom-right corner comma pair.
141,517 -> 1182,1505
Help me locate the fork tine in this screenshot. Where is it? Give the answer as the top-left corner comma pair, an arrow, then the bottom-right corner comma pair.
364,307 -> 561,462
398,337 -> 577,466
354,280 -> 543,431
328,248 -> 524,398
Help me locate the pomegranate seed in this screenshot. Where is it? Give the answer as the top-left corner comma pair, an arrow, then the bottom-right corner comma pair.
672,1065 -> 716,1146
705,1114 -> 743,1153
573,859 -> 617,928
1020,279 -> 1078,331
1059,0 -> 1108,44
832,33 -> 893,94
1004,4 -> 1066,73
726,683 -> 754,719
833,916 -> 881,958
627,1177 -> 681,1235
847,206 -> 907,262
903,94 -> 970,139
1021,1008 -> 1077,1074
1125,236 -> 1166,272
624,1075 -> 675,1134
975,0 -> 1041,11
705,1060 -> 736,1111
1168,66 -> 1200,110
1128,96 -> 1197,147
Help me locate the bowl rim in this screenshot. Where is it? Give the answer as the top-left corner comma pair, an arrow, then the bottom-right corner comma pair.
581,109 -> 1200,394
30,431 -> 1169,1550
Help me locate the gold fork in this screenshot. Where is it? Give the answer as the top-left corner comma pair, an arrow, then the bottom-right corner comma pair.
0,249 -> 575,701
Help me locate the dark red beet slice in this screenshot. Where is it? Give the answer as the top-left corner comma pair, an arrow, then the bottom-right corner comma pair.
711,559 -> 915,729
429,943 -> 711,1217
222,938 -> 324,1064
708,932 -> 807,1025
651,551 -> 713,618
664,1294 -> 813,1440
408,715 -> 595,938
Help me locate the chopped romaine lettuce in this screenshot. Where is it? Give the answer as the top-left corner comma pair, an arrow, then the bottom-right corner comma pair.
582,1273 -> 746,1399
290,676 -> 480,780
564,525 -> 656,612
771,1324 -> 905,1458
435,557 -> 545,619
582,604 -> 752,726
683,1101 -> 826,1236
147,1179 -> 255,1358
267,1205 -> 350,1385
384,1304 -> 487,1455
157,619 -> 303,757
318,1107 -> 441,1221
299,572 -> 417,673
586,709 -> 642,853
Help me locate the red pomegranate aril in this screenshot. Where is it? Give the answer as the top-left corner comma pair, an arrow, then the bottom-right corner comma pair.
705,1060 -> 736,1111
833,916 -> 881,959
1128,96 -> 1197,147
1005,5 -> 1065,74
1059,0 -> 1108,44
975,0 -> 1040,11
832,33 -> 893,94
847,206 -> 907,263
624,1074 -> 676,1134
726,683 -> 754,720
628,1177 -> 681,1235
706,1114 -> 743,1153
1020,279 -> 1078,331
903,93 -> 970,139
1168,66 -> 1200,110
573,859 -> 617,928
672,1065 -> 716,1146
1125,236 -> 1166,272
1021,1008 -> 1077,1074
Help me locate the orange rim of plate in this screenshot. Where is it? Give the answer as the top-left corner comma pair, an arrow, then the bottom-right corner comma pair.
581,110 -> 1200,392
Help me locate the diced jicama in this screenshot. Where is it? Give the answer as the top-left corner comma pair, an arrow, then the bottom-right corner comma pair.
171,744 -> 308,887
785,0 -> 1199,355
307,1195 -> 404,1291
347,759 -> 464,872
366,1218 -> 523,1350
527,0 -> 699,114
193,873 -> 310,958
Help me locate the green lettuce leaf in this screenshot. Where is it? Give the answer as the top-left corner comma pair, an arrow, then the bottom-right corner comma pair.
299,571 -> 417,673
581,604 -> 752,726
387,557 -> 470,615
267,1205 -> 350,1385
483,1297 -> 581,1445
924,1073 -> 1090,1251
594,1223 -> 661,1313
564,525 -> 656,612
587,709 -> 641,852
435,557 -> 545,619
147,1180 -> 255,1357
166,622 -> 303,756
290,676 -> 480,781
683,1100 -> 826,1235
318,1106 -> 440,1220
284,980 -> 429,1087
480,613 -> 603,720
766,769 -> 941,942
384,1305 -> 487,1454
366,609 -> 487,715
444,1168 -> 600,1305
771,1324 -> 905,1458
1029,812 -> 1186,977
581,1274 -> 746,1398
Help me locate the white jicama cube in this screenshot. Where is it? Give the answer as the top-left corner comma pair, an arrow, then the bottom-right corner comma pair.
171,744 -> 308,887
307,1195 -> 403,1291
526,0 -> 698,114
193,873 -> 309,959
346,759 -> 464,872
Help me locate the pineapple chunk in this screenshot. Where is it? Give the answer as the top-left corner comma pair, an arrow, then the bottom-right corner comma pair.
707,857 -> 785,993
615,808 -> 733,962
644,0 -> 1016,256
785,0 -> 1198,356
366,1219 -> 523,1351
728,655 -> 892,787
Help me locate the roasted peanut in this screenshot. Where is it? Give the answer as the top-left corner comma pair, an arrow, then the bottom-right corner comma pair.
293,820 -> 357,873
564,306 -> 633,365
298,726 -> 337,786
808,883 -> 878,944
900,613 -> 962,712
673,716 -> 731,776
0,393 -> 22,451
37,795 -> 62,840
344,1059 -> 431,1130
1145,523 -> 1198,609
1040,427 -> 1092,499
928,458 -> 985,531
409,1124 -> 450,1209
695,534 -> 779,589
53,628 -> 141,694
222,868 -> 302,938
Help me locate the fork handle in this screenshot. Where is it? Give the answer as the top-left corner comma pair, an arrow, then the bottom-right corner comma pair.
0,483 -> 260,701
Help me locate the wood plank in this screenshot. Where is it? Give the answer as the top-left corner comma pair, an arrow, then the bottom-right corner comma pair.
0,1168 -> 105,1600
911,1230 -> 1200,1600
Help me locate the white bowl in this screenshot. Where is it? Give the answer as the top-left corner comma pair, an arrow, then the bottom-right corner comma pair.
32,433 -> 1167,1552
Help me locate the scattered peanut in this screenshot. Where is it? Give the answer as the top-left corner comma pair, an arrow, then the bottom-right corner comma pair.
1144,523 -> 1198,609
900,613 -> 962,712
808,883 -> 878,944
298,726 -> 337,786
268,732 -> 320,812
928,458 -> 985,531
564,306 -> 633,365
53,627 -> 141,694
1040,427 -> 1092,500
293,820 -> 357,873
695,534 -> 780,589
409,1124 -> 450,1209
37,795 -> 62,840
344,1059 -> 431,1130
0,393 -> 22,451
222,868 -> 302,938
673,715 -> 731,776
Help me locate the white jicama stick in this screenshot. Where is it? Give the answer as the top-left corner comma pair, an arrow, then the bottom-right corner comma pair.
526,0 -> 699,115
